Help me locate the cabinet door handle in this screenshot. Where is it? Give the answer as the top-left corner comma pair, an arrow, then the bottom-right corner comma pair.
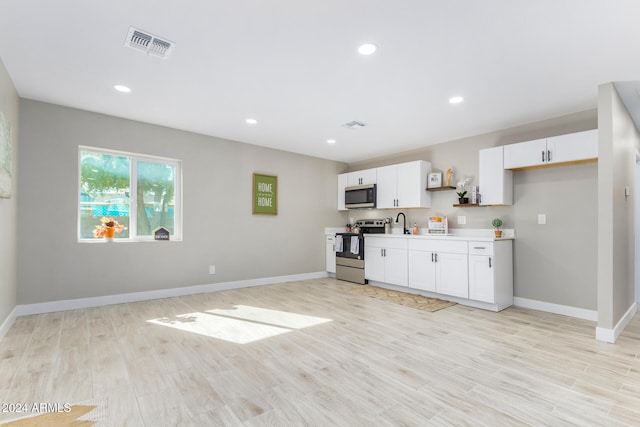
431,253 -> 434,262
547,150 -> 551,162
473,246 -> 485,250
435,253 -> 438,262
489,257 -> 492,268
541,150 -> 545,162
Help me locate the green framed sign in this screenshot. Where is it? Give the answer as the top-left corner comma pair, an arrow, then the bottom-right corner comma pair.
252,173 -> 277,215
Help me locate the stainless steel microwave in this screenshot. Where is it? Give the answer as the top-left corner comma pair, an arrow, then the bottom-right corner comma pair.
345,184 -> 376,209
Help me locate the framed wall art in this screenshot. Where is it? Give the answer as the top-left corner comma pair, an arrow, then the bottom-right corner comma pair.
427,172 -> 442,189
252,173 -> 277,215
0,111 -> 12,199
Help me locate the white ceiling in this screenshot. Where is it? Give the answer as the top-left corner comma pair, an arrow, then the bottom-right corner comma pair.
1,1 -> 639,163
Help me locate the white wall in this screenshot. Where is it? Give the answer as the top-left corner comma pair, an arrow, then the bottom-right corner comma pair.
597,83 -> 639,332
0,57 -> 19,336
348,110 -> 599,311
17,100 -> 345,305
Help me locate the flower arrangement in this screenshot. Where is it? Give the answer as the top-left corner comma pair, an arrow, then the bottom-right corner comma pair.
93,217 -> 127,238
456,176 -> 472,199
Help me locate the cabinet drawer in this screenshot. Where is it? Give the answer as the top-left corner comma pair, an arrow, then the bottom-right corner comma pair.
468,242 -> 494,256
365,236 -> 407,250
408,239 -> 467,254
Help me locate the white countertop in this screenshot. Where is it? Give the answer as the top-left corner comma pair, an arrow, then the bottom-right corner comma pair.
363,233 -> 514,242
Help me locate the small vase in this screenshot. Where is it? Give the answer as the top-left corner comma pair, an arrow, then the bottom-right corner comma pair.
494,230 -> 503,238
104,227 -> 115,241
458,197 -> 469,204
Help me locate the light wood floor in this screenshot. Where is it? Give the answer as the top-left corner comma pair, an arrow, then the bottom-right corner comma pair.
1,278 -> 639,426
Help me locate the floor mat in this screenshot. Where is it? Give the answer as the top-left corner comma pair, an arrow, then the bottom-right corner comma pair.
348,285 -> 457,312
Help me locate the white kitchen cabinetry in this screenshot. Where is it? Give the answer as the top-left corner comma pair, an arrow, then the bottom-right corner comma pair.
347,168 -> 377,186
503,129 -> 598,170
468,241 -> 513,310
376,161 -> 431,209
337,168 -> 377,210
479,146 -> 513,206
325,234 -> 336,274
365,236 -> 408,287
408,239 -> 468,298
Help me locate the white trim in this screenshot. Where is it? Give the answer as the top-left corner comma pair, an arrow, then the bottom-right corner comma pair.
15,272 -> 329,316
595,302 -> 637,343
513,297 -> 598,321
0,307 -> 17,342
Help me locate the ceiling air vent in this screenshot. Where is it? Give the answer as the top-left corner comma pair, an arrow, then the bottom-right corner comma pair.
342,120 -> 367,129
125,27 -> 175,59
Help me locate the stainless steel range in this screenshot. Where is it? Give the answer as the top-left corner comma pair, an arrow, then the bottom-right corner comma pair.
335,218 -> 387,284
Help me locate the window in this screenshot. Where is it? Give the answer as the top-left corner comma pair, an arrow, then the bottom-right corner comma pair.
79,147 -> 181,241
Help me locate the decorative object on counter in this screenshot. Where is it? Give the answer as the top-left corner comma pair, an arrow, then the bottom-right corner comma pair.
492,218 -> 503,238
427,216 -> 448,234
93,216 -> 127,241
154,226 -> 170,241
456,176 -> 472,204
252,173 -> 278,215
384,217 -> 392,234
427,172 -> 442,188
445,168 -> 453,187
412,223 -> 419,235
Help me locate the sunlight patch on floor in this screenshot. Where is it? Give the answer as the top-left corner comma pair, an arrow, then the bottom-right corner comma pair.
147,305 -> 332,344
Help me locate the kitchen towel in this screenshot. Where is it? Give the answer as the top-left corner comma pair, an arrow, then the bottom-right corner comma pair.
350,236 -> 359,255
335,235 -> 343,252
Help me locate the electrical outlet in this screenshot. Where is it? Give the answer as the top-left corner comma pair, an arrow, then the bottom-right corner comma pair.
458,216 -> 466,225
209,265 -> 216,274
538,214 -> 546,225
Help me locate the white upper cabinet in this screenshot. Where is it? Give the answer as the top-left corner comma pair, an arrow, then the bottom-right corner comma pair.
503,138 -> 547,169
546,129 -> 598,165
479,146 -> 513,206
503,129 -> 598,170
347,168 -> 377,186
376,161 -> 431,209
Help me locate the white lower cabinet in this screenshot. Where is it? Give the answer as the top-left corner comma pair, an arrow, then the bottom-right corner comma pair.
325,234 -> 336,274
365,236 -> 408,287
468,241 -> 513,310
408,239 -> 468,298
367,236 -> 513,312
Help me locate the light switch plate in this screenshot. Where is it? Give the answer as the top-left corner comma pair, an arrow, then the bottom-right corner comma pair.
458,216 -> 466,225
538,214 -> 546,225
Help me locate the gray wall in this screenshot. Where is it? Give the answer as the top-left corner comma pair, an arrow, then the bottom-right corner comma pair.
0,58 -> 18,328
346,110 -> 599,310
17,100 -> 345,304
597,83 -> 638,329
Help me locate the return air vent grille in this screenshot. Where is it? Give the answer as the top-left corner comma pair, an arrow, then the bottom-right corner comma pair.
125,27 -> 175,59
342,120 -> 367,129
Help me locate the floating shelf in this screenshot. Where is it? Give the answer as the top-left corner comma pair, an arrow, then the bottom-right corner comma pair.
426,186 -> 456,191
453,203 -> 482,207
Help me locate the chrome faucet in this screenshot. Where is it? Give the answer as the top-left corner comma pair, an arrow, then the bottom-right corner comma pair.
395,212 -> 409,234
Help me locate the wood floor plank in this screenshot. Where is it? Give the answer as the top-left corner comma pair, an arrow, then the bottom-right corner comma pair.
0,278 -> 639,426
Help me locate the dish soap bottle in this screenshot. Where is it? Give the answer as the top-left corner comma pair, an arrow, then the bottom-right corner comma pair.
412,223 -> 419,235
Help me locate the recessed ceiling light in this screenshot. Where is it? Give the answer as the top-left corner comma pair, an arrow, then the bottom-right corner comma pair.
327,139 -> 336,144
449,96 -> 464,104
358,43 -> 377,55
246,118 -> 257,124
114,85 -> 131,93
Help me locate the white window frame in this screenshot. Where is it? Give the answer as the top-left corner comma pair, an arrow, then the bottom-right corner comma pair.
78,146 -> 183,242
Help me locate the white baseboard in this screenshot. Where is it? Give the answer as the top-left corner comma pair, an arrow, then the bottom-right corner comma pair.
513,297 -> 598,321
595,302 -> 637,343
0,307 -> 17,342
15,271 -> 329,317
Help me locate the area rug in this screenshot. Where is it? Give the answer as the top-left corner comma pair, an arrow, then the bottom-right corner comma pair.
348,285 -> 457,312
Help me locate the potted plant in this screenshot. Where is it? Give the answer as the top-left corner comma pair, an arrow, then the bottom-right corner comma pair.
93,217 -> 127,241
492,218 -> 503,238
456,177 -> 471,204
